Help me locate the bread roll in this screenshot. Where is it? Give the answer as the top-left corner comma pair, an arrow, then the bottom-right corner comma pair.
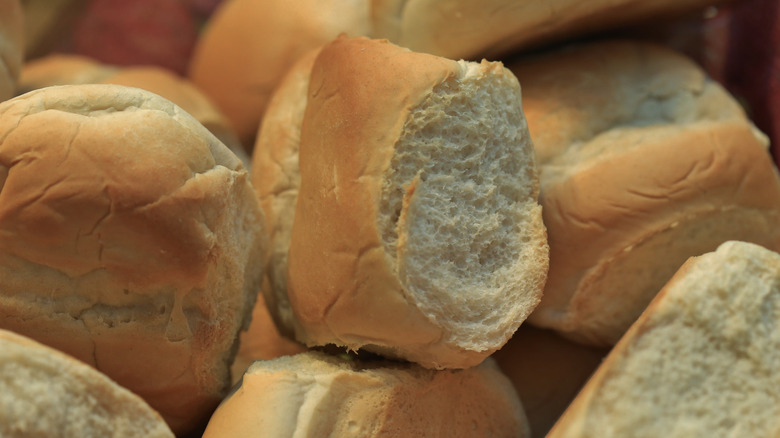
492,327 -> 608,438
188,0 -> 371,146
509,40 -> 780,346
548,241 -> 780,437
390,0 -> 730,60
0,84 -> 267,435
18,54 -> 119,93
251,48 -> 319,339
17,54 -> 249,167
0,0 -> 23,102
204,351 -> 530,438
0,328 -> 174,437
285,36 -> 548,369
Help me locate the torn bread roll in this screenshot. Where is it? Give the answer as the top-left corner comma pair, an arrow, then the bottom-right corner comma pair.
0,329 -> 174,438
0,84 -> 267,435
284,36 -> 548,369
548,241 -> 780,437
0,0 -> 23,102
17,54 -> 249,167
509,40 -> 780,346
204,351 -> 530,438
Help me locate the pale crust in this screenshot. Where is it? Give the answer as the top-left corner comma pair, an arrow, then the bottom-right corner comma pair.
0,0 -> 23,102
0,329 -> 175,437
204,352 -> 530,438
287,36 -> 457,366
251,48 -> 321,338
0,84 -> 267,435
509,41 -> 780,346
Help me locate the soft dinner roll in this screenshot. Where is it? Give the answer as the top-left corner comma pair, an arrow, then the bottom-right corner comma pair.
492,326 -> 608,438
189,0 -> 371,145
203,351 -> 530,438
284,36 -> 548,369
17,54 -> 249,167
0,329 -> 174,438
548,241 -> 780,437
509,40 -> 780,346
0,0 -> 24,102
251,48 -> 319,339
17,54 -> 120,93
189,0 -> 727,147
0,84 -> 267,435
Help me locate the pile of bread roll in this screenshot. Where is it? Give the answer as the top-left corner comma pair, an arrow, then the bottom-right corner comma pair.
2,0 -> 780,437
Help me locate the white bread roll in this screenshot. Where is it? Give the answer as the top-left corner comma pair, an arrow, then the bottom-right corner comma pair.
0,329 -> 174,437
509,40 -> 780,346
251,48 -> 319,339
18,54 -> 119,93
492,327 -> 607,438
204,351 -> 530,438
548,241 -> 780,437
0,0 -> 23,102
17,54 -> 249,167
0,84 -> 267,435
285,36 -> 548,369
188,0 -> 371,145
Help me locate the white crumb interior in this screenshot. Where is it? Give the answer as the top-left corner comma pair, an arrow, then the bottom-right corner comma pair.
379,61 -> 541,350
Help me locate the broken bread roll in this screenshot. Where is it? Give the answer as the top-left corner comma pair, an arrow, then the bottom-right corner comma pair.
0,329 -> 174,438
203,351 -> 531,438
548,241 -> 780,437
509,40 -> 780,346
284,36 -> 548,369
0,84 -> 267,435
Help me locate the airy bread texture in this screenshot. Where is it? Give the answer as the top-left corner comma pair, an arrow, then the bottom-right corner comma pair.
251,48 -> 320,340
509,40 -> 780,346
0,0 -> 24,102
17,54 -> 249,167
0,84 -> 267,435
203,351 -> 530,438
285,36 -> 548,369
548,241 -> 780,437
189,0 -> 372,145
0,329 -> 174,438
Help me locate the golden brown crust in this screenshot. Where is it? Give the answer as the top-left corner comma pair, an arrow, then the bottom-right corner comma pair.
188,0 -> 372,146
0,84 -> 267,435
287,36 -> 460,365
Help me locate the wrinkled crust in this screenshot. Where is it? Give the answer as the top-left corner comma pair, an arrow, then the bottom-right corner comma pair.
0,329 -> 175,438
548,241 -> 780,437
529,120 -> 780,345
0,84 -> 267,434
204,352 -> 530,438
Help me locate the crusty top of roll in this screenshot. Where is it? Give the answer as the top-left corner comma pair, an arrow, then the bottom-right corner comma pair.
0,0 -> 24,102
189,0 -> 372,145
204,351 -> 530,438
548,241 -> 780,437
0,329 -> 174,438
286,36 -> 548,369
17,54 -> 120,94
0,84 -> 267,434
509,40 -> 780,346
